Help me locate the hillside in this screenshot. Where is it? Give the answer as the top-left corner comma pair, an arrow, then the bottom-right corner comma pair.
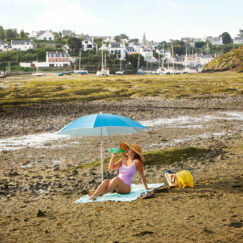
203,46 -> 243,73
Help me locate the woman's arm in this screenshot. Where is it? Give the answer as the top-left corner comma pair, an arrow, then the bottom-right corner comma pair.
135,160 -> 149,190
108,153 -> 123,171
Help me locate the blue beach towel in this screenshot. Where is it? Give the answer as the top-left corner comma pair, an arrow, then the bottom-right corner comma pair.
73,183 -> 164,203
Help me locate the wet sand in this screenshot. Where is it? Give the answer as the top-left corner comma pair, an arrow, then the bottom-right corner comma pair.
0,97 -> 243,242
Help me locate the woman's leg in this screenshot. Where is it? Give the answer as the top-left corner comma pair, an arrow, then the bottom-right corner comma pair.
89,177 -> 130,199
89,179 -> 110,199
106,177 -> 131,194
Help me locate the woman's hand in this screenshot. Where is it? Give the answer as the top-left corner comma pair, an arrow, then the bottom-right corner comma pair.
111,153 -> 118,159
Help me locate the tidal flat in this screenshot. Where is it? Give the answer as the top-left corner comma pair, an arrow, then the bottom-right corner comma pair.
0,72 -> 242,242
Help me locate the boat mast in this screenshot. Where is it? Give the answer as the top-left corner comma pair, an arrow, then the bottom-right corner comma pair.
185,45 -> 188,69
104,52 -> 106,71
171,42 -> 174,70
101,48 -> 104,71
137,54 -> 140,71
162,43 -> 165,69
79,49 -> 81,70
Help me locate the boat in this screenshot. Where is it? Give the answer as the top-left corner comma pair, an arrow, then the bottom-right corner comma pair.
96,50 -> 110,76
32,72 -> 45,76
115,59 -> 124,75
157,44 -> 166,75
32,62 -> 45,76
74,50 -> 88,74
136,55 -> 144,74
182,45 -> 198,74
0,71 -> 7,78
115,70 -> 124,75
57,72 -> 64,76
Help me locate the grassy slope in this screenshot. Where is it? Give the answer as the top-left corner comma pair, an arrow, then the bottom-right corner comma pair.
203,46 -> 243,73
0,72 -> 243,107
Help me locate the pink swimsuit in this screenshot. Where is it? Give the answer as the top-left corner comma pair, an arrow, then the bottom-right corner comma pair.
118,159 -> 137,187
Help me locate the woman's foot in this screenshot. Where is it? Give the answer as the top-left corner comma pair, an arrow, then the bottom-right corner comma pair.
88,191 -> 94,196
89,195 -> 97,200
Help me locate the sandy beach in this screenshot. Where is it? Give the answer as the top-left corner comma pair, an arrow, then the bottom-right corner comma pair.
0,95 -> 243,242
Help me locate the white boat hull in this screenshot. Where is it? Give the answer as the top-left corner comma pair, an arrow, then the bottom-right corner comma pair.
115,70 -> 124,75
96,70 -> 110,76
32,73 -> 45,76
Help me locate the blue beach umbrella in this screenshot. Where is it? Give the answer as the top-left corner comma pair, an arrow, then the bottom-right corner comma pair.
57,113 -> 147,181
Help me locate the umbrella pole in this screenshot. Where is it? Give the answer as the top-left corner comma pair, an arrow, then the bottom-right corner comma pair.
100,127 -> 104,182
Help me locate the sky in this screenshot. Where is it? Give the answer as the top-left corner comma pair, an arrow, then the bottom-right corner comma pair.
0,0 -> 242,41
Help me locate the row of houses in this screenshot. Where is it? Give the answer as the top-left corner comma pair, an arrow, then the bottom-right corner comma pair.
19,50 -> 216,69
181,36 -> 243,46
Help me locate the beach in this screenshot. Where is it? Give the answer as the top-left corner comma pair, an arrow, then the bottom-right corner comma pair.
0,85 -> 243,242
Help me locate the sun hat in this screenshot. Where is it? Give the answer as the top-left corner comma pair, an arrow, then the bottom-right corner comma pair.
120,142 -> 145,162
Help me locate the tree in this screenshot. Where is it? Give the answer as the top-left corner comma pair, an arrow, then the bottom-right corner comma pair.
120,33 -> 129,40
67,37 -> 82,53
239,29 -> 243,37
129,38 -> 139,43
0,25 -> 4,40
94,37 -> 103,48
5,29 -> 18,40
220,32 -> 233,44
126,53 -> 145,69
54,32 -> 62,41
173,44 -> 185,55
20,30 -> 28,38
195,41 -> 206,49
114,35 -> 121,42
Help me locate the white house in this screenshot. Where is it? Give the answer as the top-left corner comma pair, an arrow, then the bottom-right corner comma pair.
107,42 -> 126,60
140,48 -> 154,62
128,42 -> 141,53
82,38 -> 97,51
195,54 -> 215,66
46,51 -> 70,67
29,30 -> 54,41
11,40 -> 33,51
208,37 -> 223,45
233,37 -> 243,44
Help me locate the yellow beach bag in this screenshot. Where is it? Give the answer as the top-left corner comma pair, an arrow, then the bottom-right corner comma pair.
176,170 -> 194,188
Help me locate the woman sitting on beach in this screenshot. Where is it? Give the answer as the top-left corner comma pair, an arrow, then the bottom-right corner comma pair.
89,142 -> 149,200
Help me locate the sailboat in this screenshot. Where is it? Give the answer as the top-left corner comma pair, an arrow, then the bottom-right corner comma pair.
32,61 -> 45,76
137,54 -> 144,74
157,44 -> 165,75
74,50 -> 88,74
167,42 -> 182,74
96,49 -> 110,76
183,45 -> 197,74
115,57 -> 124,75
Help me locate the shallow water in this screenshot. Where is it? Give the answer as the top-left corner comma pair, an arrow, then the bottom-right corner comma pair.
1,111 -> 242,151
140,111 -> 243,127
